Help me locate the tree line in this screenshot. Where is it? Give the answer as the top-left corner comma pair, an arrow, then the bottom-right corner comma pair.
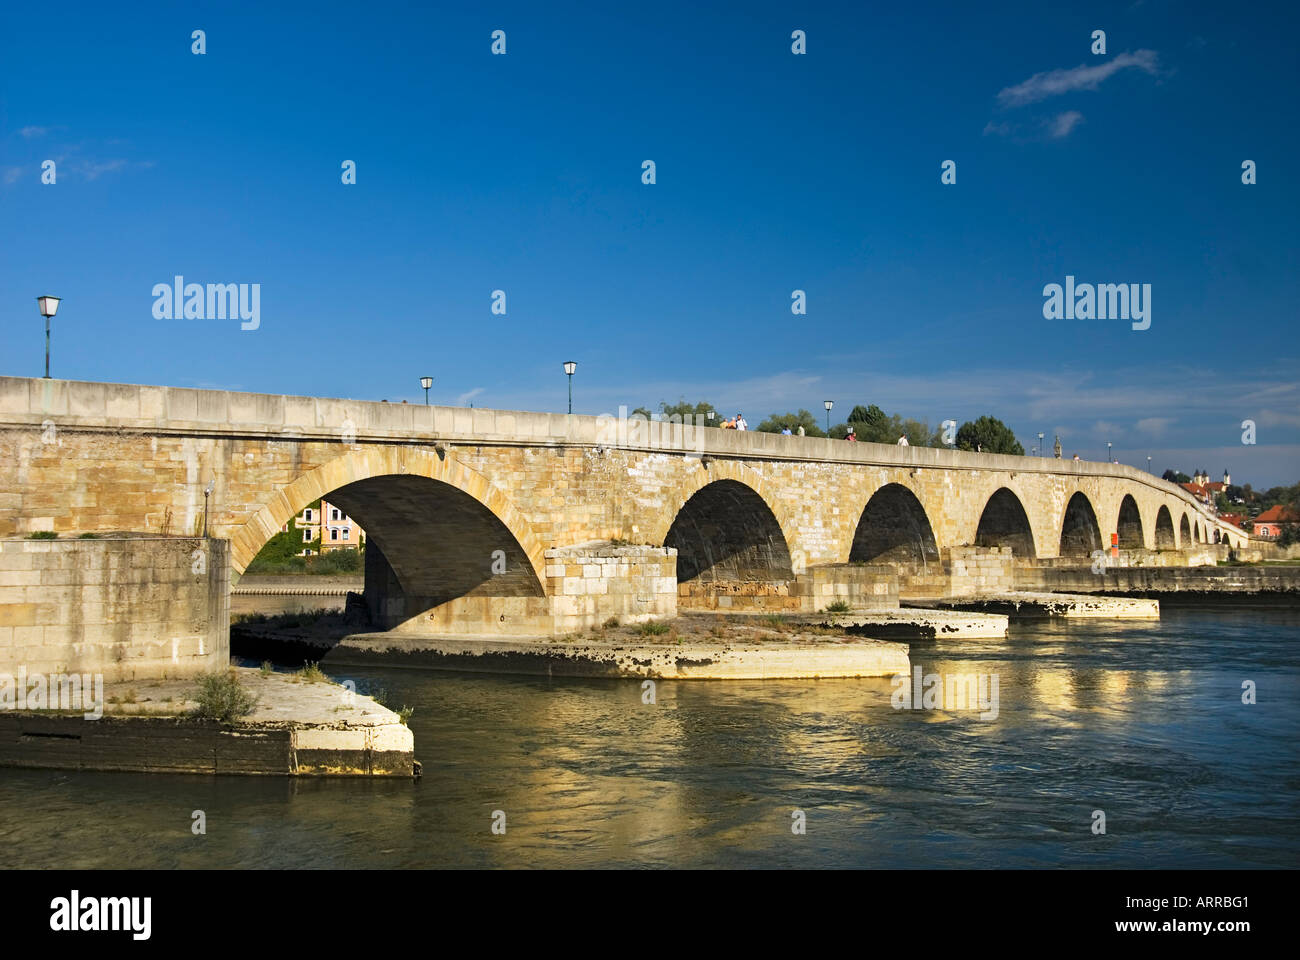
630,400 -> 1025,454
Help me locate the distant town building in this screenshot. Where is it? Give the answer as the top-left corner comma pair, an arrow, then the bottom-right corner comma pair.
1252,505 -> 1300,539
280,499 -> 366,555
1218,513 -> 1246,531
1180,481 -> 1214,509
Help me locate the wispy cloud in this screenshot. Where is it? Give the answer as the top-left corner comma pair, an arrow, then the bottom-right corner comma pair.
18,125 -> 49,139
455,387 -> 485,406
1136,417 -> 1175,436
75,158 -> 128,181
1047,110 -> 1084,138
983,111 -> 1085,141
2,167 -> 22,185
996,50 -> 1160,108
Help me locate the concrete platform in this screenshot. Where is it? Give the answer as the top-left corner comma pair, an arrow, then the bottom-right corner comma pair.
0,668 -> 415,777
810,608 -> 1009,639
326,632 -> 911,680
914,591 -> 1160,619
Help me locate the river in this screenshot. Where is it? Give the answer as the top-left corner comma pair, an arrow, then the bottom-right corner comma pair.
2,607 -> 1296,868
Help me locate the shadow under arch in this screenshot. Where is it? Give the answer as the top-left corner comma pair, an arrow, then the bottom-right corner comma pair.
1059,491 -> 1102,557
1117,494 -> 1144,549
1179,513 -> 1191,547
1155,505 -> 1176,549
975,487 -> 1036,558
664,478 -> 794,583
850,483 -> 939,565
231,447 -> 548,595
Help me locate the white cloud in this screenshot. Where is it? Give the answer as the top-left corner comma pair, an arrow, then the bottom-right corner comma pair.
1136,417 -> 1174,436
1047,110 -> 1084,138
18,126 -> 49,139
996,50 -> 1160,108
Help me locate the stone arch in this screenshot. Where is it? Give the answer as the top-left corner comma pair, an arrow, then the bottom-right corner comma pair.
1059,491 -> 1102,557
230,447 -> 548,592
644,460 -> 799,558
849,482 -> 939,565
975,487 -> 1036,558
1154,505 -> 1176,550
1117,494 -> 1144,549
664,478 -> 794,583
1179,513 -> 1191,547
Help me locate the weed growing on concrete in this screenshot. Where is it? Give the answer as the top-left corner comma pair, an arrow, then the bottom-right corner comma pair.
603,616 -> 620,629
297,662 -> 327,683
77,532 -> 99,539
191,670 -> 259,723
637,621 -> 671,636
824,600 -> 851,614
397,706 -> 414,726
259,661 -> 273,677
26,531 -> 57,539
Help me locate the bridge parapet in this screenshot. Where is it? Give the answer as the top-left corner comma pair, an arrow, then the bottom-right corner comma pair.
0,376 -> 1220,520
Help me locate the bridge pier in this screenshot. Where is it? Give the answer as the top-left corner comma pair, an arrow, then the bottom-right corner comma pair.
365,540 -> 679,636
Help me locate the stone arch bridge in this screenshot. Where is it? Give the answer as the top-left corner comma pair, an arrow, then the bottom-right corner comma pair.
0,378 -> 1247,635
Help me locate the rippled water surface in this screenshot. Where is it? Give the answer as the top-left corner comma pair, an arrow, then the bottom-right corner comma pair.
2,608 -> 1297,868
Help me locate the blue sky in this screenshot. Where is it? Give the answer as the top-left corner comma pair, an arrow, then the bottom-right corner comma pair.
2,1 -> 1297,485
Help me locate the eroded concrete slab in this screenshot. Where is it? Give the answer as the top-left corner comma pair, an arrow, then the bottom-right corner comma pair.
0,667 -> 414,776
916,591 -> 1160,619
811,608 -> 1009,639
327,632 -> 910,680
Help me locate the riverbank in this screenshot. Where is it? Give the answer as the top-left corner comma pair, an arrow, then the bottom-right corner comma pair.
0,666 -> 415,777
234,612 -> 912,679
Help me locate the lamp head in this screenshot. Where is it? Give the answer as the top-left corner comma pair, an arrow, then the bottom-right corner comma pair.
420,376 -> 433,390
37,296 -> 61,318
563,361 -> 577,376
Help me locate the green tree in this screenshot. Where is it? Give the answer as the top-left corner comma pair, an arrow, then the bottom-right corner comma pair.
757,410 -> 825,437
955,416 -> 1024,455
846,404 -> 888,440
1162,469 -> 1191,484
632,399 -> 715,423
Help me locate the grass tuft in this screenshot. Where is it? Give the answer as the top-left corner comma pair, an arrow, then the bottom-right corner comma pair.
191,670 -> 259,723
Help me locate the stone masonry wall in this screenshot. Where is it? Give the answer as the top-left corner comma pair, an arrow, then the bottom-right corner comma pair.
0,537 -> 229,681
546,543 -> 678,633
790,563 -> 898,612
947,546 -> 1017,597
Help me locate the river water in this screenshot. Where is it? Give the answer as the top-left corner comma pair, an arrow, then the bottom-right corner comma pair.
1,608 -> 1296,869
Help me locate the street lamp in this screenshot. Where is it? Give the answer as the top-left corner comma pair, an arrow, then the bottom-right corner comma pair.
823,400 -> 833,434
1037,432 -> 1044,458
420,376 -> 433,405
36,296 -> 60,379
563,361 -> 577,414
1107,441 -> 1113,464
202,478 -> 214,538
1147,456 -> 1152,474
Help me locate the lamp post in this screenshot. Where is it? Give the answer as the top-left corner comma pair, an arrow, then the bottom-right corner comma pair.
823,400 -> 833,435
1107,441 -> 1113,464
202,479 -> 214,538
564,361 -> 576,414
36,296 -> 60,379
420,376 -> 432,405
1147,456 -> 1152,474
1037,432 -> 1044,458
